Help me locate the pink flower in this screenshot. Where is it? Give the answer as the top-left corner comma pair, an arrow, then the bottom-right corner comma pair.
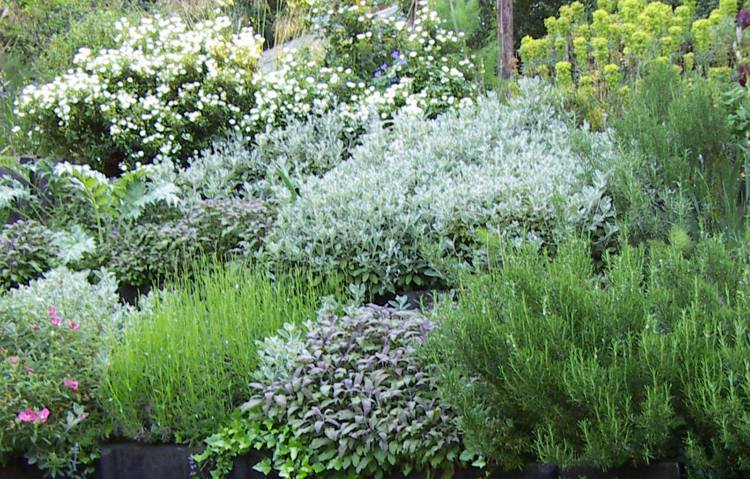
67,320 -> 80,331
24,365 -> 33,373
63,378 -> 79,391
49,305 -> 62,326
17,408 -> 37,423
37,408 -> 49,424
7,356 -> 18,365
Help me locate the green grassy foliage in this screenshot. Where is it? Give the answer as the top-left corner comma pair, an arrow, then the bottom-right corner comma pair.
102,260 -> 343,444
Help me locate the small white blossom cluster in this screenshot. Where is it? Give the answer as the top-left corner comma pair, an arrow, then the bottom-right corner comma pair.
243,0 -> 477,133
307,0 -> 476,118
14,15 -> 263,169
266,80 -> 618,294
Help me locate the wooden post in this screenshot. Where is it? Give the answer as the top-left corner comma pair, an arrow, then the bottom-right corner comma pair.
497,0 -> 514,79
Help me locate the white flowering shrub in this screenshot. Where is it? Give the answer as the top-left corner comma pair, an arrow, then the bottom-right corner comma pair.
310,0 -> 476,118
14,15 -> 264,174
13,0 -> 475,177
243,0 -> 477,133
266,80 -> 618,295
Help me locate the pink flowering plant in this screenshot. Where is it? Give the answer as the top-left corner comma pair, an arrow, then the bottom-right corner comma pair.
0,268 -> 132,478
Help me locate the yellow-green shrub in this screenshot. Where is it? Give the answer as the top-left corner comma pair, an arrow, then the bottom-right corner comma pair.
519,0 -> 737,125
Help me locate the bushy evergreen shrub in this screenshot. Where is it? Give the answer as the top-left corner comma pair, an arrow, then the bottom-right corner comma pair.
429,231 -> 750,477
267,79 -> 618,295
611,64 -> 741,239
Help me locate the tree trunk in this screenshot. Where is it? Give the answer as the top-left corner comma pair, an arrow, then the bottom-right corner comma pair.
497,0 -> 514,79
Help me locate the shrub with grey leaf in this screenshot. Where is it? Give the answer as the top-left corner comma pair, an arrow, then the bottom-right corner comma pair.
266,79 -> 619,295
178,110 -> 361,201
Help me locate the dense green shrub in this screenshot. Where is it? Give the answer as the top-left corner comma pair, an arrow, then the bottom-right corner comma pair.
611,64 -> 741,238
102,262 -> 341,444
0,268 -> 133,477
104,197 -> 270,287
0,220 -> 56,290
428,232 -> 750,476
267,79 -> 617,295
197,305 -> 476,478
0,0 -> 114,65
32,8 -> 139,82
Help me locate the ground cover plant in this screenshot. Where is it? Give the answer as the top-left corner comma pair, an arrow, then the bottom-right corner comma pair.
428,232 -> 750,477
196,304 -> 478,479
102,260 -> 344,445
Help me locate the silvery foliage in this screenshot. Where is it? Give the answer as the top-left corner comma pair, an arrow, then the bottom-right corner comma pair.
252,322 -> 308,384
267,79 -> 619,294
51,225 -> 96,265
176,109 -> 365,201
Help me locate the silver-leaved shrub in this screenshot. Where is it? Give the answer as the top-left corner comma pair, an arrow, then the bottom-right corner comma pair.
266,79 -> 618,295
178,109 -> 366,202
0,268 -> 134,477
196,305 -> 475,478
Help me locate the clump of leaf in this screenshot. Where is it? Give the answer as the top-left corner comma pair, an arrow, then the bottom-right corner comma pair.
196,305 -> 476,479
104,197 -> 271,287
0,220 -> 56,290
428,233 -> 750,476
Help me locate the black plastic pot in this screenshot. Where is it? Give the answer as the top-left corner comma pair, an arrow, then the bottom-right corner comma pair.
0,458 -> 46,479
560,461 -> 681,479
116,283 -> 151,306
0,444 -> 681,479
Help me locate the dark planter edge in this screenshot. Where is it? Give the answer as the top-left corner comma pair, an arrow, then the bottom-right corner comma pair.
0,443 -> 682,479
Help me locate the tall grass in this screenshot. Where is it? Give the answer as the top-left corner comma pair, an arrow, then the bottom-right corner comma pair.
102,259 -> 343,444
